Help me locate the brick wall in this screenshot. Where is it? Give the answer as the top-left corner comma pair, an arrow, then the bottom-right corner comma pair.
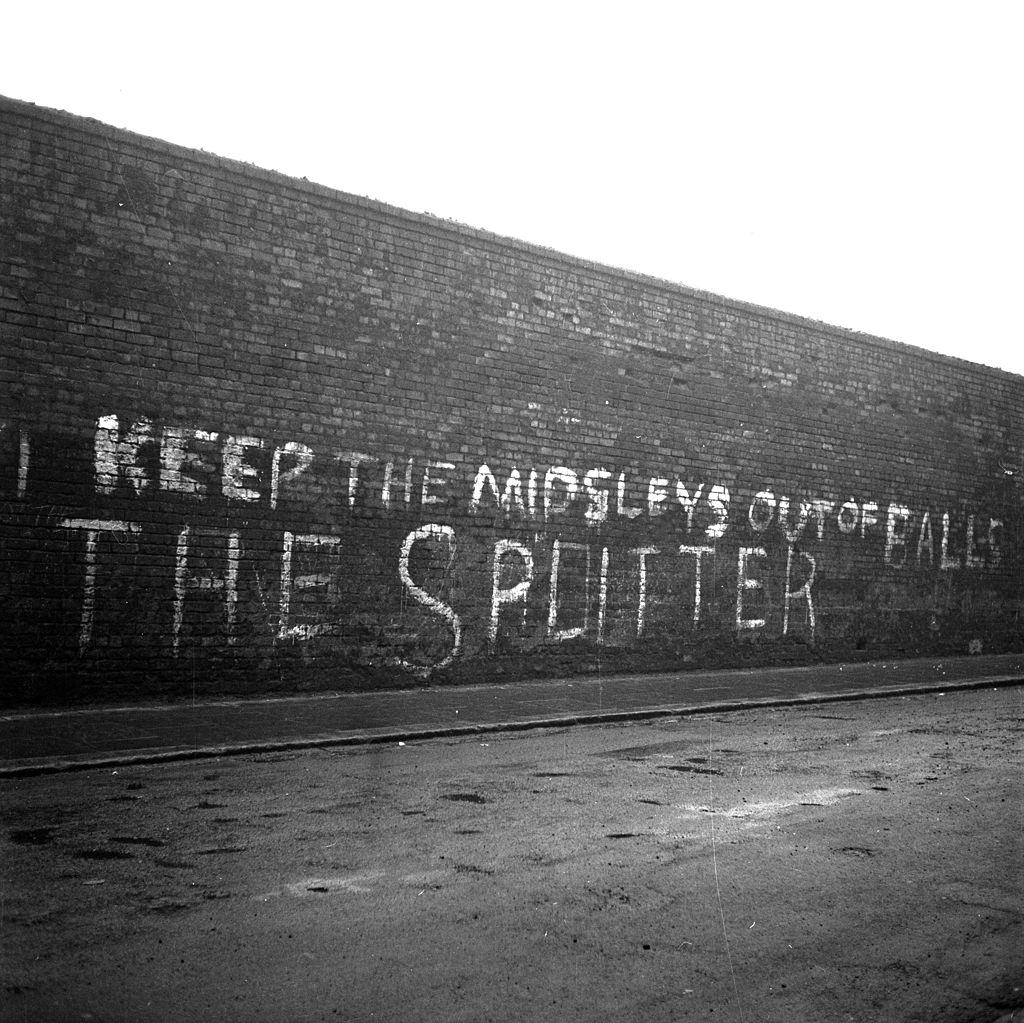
2,95 -> 1022,707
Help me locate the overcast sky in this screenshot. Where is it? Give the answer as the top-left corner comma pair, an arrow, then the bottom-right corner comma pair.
4,2 -> 1022,377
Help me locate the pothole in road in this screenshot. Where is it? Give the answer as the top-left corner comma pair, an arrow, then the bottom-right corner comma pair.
9,827 -> 56,846
109,835 -> 166,848
453,863 -> 494,875
73,848 -> 135,861
440,793 -> 488,804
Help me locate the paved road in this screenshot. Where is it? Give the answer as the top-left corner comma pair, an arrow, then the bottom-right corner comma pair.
2,685 -> 1021,1022
2,653 -> 1022,774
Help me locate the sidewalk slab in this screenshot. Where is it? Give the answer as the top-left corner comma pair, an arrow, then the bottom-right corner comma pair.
2,653 -> 1022,775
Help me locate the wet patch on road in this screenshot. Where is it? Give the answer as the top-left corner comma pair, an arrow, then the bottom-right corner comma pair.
287,872 -> 385,896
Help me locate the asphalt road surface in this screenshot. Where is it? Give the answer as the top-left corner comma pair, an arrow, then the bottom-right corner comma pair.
2,686 -> 1022,1022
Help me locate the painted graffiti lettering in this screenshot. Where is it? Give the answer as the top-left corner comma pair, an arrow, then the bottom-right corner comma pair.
270,442 -> 314,508
397,524 -> 461,675
489,539 -> 534,646
4,414 -> 1012,674
279,532 -> 341,640
783,546 -> 816,639
172,526 -> 240,654
382,458 -> 415,509
548,540 -> 589,641
222,435 -> 264,502
583,467 -> 612,523
543,466 -> 578,519
161,427 -> 220,496
95,415 -> 154,496
736,546 -> 768,631
60,518 -> 140,649
705,485 -> 730,538
884,504 -> 912,566
678,544 -> 715,624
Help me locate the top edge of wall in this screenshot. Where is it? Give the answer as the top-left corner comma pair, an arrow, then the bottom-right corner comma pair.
3,93 -> 1020,386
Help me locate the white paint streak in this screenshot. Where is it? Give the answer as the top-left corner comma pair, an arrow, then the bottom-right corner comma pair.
940,512 -> 961,570
705,484 -> 730,538
222,436 -> 264,502
547,540 -> 589,641
616,471 -> 642,519
337,451 -> 374,508
270,442 -> 314,509
736,546 -> 767,631
965,514 -> 985,569
631,546 -> 659,637
544,466 -> 578,519
675,482 -> 705,531
679,545 -> 715,624
988,518 -> 1003,568
837,500 -> 859,534
583,467 -> 611,524
646,477 -> 669,517
470,464 -> 526,515
527,469 -> 539,518
382,458 -> 415,509
597,545 -> 610,643
489,539 -> 534,645
279,532 -> 342,640
161,426 -> 219,496
18,429 -> 29,498
778,497 -> 810,543
94,414 -> 154,495
421,461 -> 454,507
810,499 -> 834,540
60,518 -> 140,651
173,526 -> 190,656
884,504 -> 912,566
748,490 -> 776,533
783,546 -> 816,639
860,501 -> 880,537
397,524 -> 461,674
499,468 -> 526,514
173,526 -> 240,655
226,532 -> 239,643
917,511 -> 934,566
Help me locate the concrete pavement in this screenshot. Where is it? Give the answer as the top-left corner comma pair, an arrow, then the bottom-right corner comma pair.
2,652 -> 1021,775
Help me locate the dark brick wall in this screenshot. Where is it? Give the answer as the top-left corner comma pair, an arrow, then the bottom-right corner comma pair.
2,95 -> 1022,707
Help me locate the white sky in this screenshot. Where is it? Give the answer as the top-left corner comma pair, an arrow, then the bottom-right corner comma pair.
4,2 -> 1023,377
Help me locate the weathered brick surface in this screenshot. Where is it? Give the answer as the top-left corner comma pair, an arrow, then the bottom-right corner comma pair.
1,95 -> 1022,706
